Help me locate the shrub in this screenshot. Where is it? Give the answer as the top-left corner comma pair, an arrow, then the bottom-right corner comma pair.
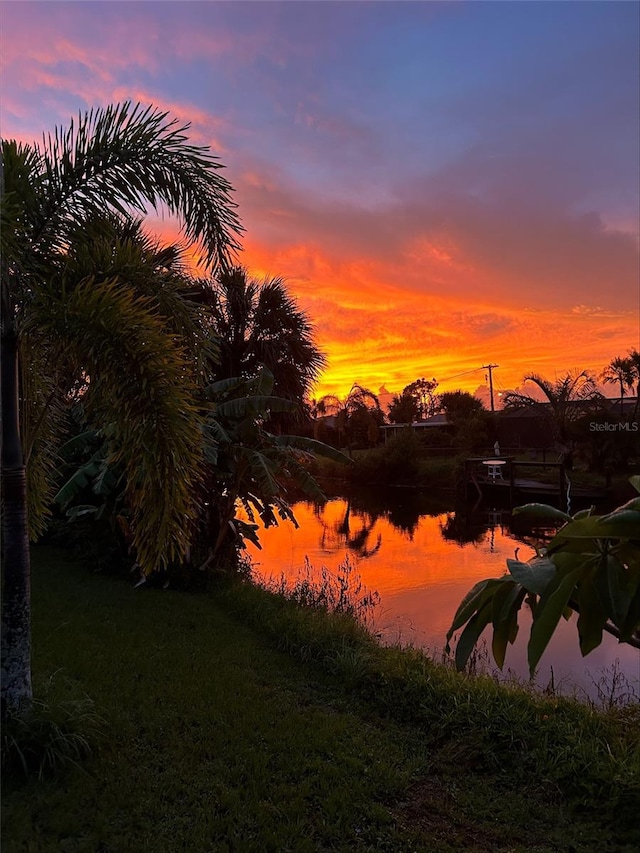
351,432 -> 424,485
2,696 -> 104,783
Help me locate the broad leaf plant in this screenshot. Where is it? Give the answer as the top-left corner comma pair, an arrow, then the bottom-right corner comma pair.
447,477 -> 640,676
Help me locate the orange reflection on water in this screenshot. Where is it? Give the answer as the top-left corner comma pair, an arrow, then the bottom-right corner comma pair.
244,499 -> 534,642
241,498 -> 640,698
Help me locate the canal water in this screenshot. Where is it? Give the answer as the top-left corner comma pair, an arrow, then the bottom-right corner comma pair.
243,485 -> 639,704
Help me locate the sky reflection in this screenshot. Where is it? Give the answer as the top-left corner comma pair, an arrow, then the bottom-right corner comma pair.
244,497 -> 640,702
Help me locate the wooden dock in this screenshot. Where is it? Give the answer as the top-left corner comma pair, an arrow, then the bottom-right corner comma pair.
464,457 -> 608,509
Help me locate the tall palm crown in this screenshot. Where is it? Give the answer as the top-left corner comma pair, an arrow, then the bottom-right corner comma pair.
203,267 -> 326,408
602,356 -> 636,418
628,349 -> 640,420
2,103 -> 243,555
2,103 -> 241,274
315,385 -> 383,450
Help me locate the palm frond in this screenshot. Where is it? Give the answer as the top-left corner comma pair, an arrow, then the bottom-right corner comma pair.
215,395 -> 296,420
28,102 -> 243,271
209,267 -> 326,403
54,213 -> 221,377
272,434 -> 352,465
275,453 -> 328,504
315,395 -> 343,416
203,418 -> 231,446
27,276 -> 205,573
502,391 -> 542,410
56,429 -> 101,455
18,330 -> 71,538
206,367 -> 275,401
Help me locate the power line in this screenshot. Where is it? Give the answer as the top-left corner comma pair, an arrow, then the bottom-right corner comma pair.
437,366 -> 486,383
414,364 -> 502,411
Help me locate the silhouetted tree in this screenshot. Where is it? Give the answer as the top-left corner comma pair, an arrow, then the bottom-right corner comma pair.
203,267 -> 326,414
627,348 -> 640,421
316,385 -> 383,451
439,390 -> 484,423
405,377 -> 439,420
387,390 -> 419,424
438,390 -> 489,454
602,356 -> 635,418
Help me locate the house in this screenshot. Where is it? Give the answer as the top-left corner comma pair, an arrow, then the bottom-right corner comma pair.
495,397 -> 638,450
381,413 -> 453,443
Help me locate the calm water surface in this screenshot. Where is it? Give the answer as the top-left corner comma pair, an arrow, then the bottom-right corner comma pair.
244,485 -> 639,702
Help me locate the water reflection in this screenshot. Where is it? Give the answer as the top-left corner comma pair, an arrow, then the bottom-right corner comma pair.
243,486 -> 639,701
318,501 -> 382,558
439,510 -> 491,546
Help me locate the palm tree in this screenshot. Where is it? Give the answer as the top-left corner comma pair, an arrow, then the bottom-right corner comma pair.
602,356 -> 636,418
198,267 -> 326,418
41,214 -> 222,548
1,102 -> 242,712
316,385 -> 383,452
503,371 -> 603,466
627,348 -> 640,422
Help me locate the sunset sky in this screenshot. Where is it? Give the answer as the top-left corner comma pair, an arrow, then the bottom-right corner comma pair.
2,0 -> 638,403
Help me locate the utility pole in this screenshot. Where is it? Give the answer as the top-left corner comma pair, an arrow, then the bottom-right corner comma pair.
482,364 -> 499,412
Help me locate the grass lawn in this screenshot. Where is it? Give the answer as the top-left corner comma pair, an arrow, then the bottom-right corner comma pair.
2,546 -> 639,852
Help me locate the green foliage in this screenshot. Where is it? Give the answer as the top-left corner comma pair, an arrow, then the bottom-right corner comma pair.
261,556 -> 381,625
387,390 -> 419,424
18,329 -> 71,540
2,102 -> 242,270
602,355 -> 637,417
403,377 -> 439,420
29,277 -> 205,573
2,694 -> 104,782
194,368 -> 351,570
61,214 -> 221,374
447,480 -> 640,675
6,549 -> 423,852
5,548 -> 639,850
439,390 -> 484,422
204,266 -> 326,417
503,370 -> 603,450
2,102 -> 243,564
314,385 -> 383,450
354,431 -> 425,485
227,569 -> 640,836
377,376 -> 442,427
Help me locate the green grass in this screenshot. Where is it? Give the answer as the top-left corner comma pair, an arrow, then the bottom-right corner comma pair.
3,546 -> 639,852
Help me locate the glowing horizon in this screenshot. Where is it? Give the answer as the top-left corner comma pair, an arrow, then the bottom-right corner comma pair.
2,1 -> 638,403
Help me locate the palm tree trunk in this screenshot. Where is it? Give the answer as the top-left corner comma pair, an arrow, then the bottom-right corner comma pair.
619,379 -> 624,418
1,303 -> 32,714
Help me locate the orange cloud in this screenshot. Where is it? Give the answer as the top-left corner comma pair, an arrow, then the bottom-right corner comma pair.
239,234 -> 638,401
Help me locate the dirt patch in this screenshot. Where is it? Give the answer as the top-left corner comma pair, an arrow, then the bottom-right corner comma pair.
394,776 -> 534,852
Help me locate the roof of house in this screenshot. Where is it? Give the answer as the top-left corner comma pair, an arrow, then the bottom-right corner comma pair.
382,413 -> 450,429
